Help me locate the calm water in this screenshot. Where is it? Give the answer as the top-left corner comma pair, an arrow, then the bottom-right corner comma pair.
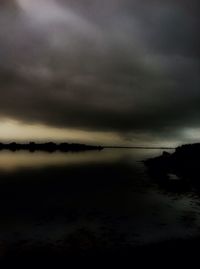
0,148 -> 200,253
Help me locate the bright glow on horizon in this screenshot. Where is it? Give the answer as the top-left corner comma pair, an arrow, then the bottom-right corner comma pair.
182,128 -> 200,144
0,118 -> 122,145
0,118 -> 185,148
0,120 -> 198,148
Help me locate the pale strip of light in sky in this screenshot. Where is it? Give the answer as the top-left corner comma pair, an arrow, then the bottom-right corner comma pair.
182,128 -> 200,144
0,118 -> 192,148
16,0 -> 98,35
0,119 -> 122,145
17,0 -> 74,22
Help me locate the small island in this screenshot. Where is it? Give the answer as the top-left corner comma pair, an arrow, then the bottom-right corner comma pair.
144,143 -> 200,184
0,142 -> 103,153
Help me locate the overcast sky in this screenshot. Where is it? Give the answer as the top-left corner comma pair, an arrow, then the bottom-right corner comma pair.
0,0 -> 199,146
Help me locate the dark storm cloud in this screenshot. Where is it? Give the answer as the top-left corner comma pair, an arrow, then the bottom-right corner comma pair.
0,0 -> 199,141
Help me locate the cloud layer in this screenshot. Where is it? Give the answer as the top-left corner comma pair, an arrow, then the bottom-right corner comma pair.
0,0 -> 199,143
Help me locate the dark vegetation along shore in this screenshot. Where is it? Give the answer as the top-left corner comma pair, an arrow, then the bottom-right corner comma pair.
0,142 -> 103,152
144,143 -> 200,190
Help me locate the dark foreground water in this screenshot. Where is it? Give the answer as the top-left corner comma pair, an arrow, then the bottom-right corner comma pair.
0,148 -> 200,262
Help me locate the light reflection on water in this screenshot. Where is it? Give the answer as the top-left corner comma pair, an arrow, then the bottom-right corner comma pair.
0,150 -> 121,172
0,148 -> 167,172
0,148 -> 199,250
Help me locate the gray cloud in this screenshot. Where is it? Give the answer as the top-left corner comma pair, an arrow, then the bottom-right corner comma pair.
0,0 -> 199,142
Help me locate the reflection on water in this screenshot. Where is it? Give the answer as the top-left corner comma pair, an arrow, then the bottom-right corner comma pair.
0,148 -> 165,172
0,150 -> 122,172
0,148 -> 200,254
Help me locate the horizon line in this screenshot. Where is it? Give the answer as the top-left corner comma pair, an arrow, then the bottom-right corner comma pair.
104,146 -> 175,149
0,141 -> 175,148
0,141 -> 183,150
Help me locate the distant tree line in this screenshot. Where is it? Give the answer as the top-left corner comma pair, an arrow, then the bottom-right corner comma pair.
0,142 -> 103,152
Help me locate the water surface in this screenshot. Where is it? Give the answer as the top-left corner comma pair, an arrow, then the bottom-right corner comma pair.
0,148 -> 200,253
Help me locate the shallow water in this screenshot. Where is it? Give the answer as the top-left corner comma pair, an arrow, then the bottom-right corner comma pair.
0,148 -> 200,251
